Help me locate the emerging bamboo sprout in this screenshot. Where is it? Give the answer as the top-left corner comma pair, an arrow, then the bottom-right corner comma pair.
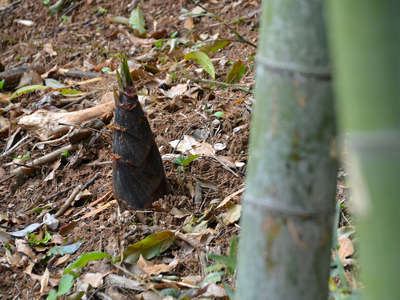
112,58 -> 169,208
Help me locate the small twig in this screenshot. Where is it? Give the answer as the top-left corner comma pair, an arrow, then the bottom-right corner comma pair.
81,172 -> 100,190
127,0 -> 140,10
172,127 -> 192,154
86,160 -> 112,167
70,189 -> 112,219
191,0 -> 257,48
174,231 -> 201,249
11,144 -> 78,177
55,184 -> 82,217
57,68 -> 101,79
188,78 -> 253,93
2,128 -> 21,153
31,128 -> 74,151
212,156 -> 239,177
0,0 -> 22,15
0,174 -> 14,184
0,135 -> 30,158
45,186 -> 75,202
121,29 -> 155,46
54,172 -> 100,217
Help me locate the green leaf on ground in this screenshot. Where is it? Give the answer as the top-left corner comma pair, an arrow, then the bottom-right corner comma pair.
57,274 -> 74,296
28,230 -> 52,246
226,60 -> 246,83
46,289 -> 57,300
174,154 -> 200,167
214,111 -> 224,119
64,251 -> 111,276
184,51 -> 215,79
200,39 -> 231,56
129,6 -> 146,36
110,16 -> 130,25
10,84 -> 48,99
207,236 -> 238,275
0,79 -> 4,90
101,67 -> 111,74
123,230 -> 175,264
59,88 -> 82,96
48,241 -> 83,257
202,271 -> 224,284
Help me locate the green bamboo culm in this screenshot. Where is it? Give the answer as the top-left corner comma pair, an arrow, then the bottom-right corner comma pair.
327,2 -> 400,299
236,0 -> 337,299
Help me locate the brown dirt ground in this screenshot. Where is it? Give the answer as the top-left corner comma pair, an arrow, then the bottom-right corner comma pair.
1,0 -> 260,298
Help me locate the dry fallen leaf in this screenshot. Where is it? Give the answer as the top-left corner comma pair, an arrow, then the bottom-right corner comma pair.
80,272 -> 104,288
0,115 -> 10,134
39,268 -> 50,294
221,204 -> 242,225
213,143 -> 226,151
137,255 -> 179,276
54,254 -> 71,267
15,239 -> 35,259
43,43 -> 57,57
165,83 -> 188,98
170,207 -> 190,219
202,283 -> 227,298
217,187 -> 245,209
184,17 -> 194,30
338,235 -> 354,266
14,19 -> 34,27
0,93 -> 11,104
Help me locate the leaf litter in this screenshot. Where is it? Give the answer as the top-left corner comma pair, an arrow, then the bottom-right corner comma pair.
0,0 -> 356,299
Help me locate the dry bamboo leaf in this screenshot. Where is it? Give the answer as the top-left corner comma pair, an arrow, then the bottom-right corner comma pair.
137,255 -> 179,276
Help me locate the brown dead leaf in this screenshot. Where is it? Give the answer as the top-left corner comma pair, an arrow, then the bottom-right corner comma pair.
77,200 -> 117,221
105,274 -> 144,291
165,83 -> 188,99
44,159 -> 61,182
0,92 -> 11,104
150,29 -> 168,39
202,283 -> 227,298
181,275 -> 202,286
217,187 -> 245,209
40,268 -> 50,294
0,229 -> 10,243
54,254 -> 71,267
17,70 -> 42,88
15,239 -> 35,259
184,17 -> 194,30
221,204 -> 242,225
0,115 -> 10,133
80,272 -> 104,288
43,43 -> 57,57
338,236 -> 354,266
170,207 -> 190,219
6,250 -> 25,267
25,263 -> 58,286
49,233 -> 63,245
139,291 -> 162,300
137,255 -> 178,276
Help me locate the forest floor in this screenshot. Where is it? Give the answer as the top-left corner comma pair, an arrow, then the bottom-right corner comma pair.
0,0 -> 356,299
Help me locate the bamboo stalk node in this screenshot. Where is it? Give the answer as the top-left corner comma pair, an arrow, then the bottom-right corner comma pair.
245,196 -> 335,218
346,130 -> 400,151
256,56 -> 332,80
110,123 -> 128,132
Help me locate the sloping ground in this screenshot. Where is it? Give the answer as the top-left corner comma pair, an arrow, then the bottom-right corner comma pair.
0,1 -> 356,299
0,0 -> 258,298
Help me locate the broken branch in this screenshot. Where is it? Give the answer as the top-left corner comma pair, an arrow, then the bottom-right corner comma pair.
18,96 -> 114,141
11,144 -> 78,177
